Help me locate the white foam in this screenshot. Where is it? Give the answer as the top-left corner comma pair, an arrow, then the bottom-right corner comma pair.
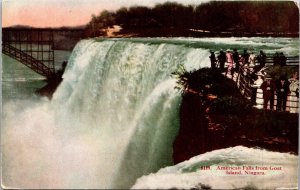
132,146 -> 298,189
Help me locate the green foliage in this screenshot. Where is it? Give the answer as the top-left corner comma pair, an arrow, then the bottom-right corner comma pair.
172,67 -> 241,97
152,2 -> 194,29
194,1 -> 298,33
85,1 -> 299,37
86,10 -> 116,36
173,67 -> 253,116
172,64 -> 189,94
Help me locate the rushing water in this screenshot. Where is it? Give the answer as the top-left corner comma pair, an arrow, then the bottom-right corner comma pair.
1,37 -> 299,189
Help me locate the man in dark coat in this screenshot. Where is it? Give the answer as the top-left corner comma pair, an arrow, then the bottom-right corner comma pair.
232,49 -> 240,72
279,52 -> 287,66
276,76 -> 290,111
273,52 -> 280,66
241,49 -> 250,64
256,50 -> 266,70
209,51 -> 216,70
217,50 -> 226,71
260,76 -> 276,110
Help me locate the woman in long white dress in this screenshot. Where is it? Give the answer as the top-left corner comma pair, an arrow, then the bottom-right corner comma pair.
252,74 -> 264,108
288,72 -> 299,113
248,51 -> 256,67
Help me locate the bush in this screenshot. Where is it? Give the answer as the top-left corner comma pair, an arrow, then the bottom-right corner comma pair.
173,67 -> 241,97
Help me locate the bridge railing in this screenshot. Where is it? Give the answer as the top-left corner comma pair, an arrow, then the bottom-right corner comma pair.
3,43 -> 54,78
3,29 -> 55,69
3,28 -> 56,78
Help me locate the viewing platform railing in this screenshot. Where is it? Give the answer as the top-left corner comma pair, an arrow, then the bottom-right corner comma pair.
263,55 -> 299,66
226,65 -> 299,113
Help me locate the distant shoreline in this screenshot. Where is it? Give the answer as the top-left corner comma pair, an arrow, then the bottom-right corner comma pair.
4,26 -> 299,38
110,28 -> 299,38
3,27 -> 299,52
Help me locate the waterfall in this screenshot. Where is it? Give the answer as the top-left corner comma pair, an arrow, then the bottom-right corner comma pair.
2,39 -> 210,189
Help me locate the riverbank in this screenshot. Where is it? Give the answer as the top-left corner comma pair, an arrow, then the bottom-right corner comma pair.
114,28 -> 299,38
173,68 -> 298,164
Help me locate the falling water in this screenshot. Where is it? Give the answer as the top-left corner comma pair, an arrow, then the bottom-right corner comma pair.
2,39 -> 210,189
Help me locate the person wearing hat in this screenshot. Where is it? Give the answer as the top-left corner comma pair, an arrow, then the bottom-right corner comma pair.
260,75 -> 276,110
251,72 -> 264,105
241,49 -> 250,65
279,52 -> 287,66
289,72 -> 299,113
226,49 -> 234,77
257,50 -> 266,70
276,75 -> 290,111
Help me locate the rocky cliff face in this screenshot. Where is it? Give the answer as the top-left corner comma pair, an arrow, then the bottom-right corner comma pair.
173,92 -> 225,164
173,69 -> 298,164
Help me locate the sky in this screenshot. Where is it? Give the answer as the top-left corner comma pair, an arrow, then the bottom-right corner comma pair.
2,0 -> 209,28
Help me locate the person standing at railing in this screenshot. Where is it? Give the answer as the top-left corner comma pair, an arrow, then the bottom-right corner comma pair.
276,76 -> 290,111
241,49 -> 250,65
209,51 -> 217,70
232,49 -> 240,73
248,51 -> 256,67
217,49 -> 226,71
279,52 -> 287,66
261,76 -> 276,110
225,49 -> 234,78
250,72 -> 264,105
273,52 -> 280,66
256,50 -> 266,70
288,72 -> 299,113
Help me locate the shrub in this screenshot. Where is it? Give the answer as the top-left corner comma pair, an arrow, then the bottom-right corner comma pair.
173,67 -> 241,97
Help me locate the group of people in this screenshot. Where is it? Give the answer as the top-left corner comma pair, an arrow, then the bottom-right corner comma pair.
209,48 -> 298,112
259,72 -> 299,112
209,49 -> 267,75
273,52 -> 288,66
209,49 -> 288,77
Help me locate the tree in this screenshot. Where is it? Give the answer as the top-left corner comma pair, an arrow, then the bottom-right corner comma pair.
85,1 -> 299,37
86,10 -> 116,36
